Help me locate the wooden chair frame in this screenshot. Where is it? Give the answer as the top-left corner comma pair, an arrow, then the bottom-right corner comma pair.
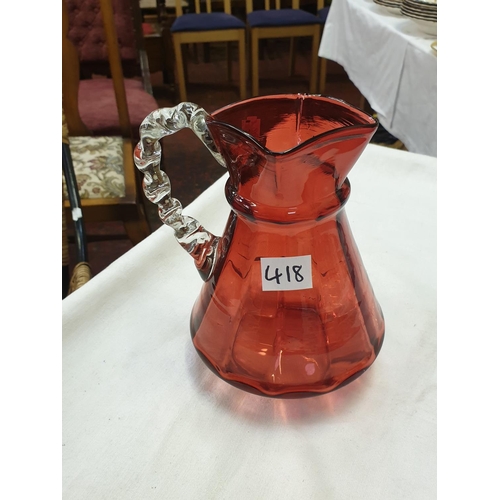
171,0 -> 247,102
62,0 -> 151,245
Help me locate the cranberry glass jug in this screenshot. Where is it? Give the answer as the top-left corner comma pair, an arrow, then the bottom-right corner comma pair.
134,94 -> 384,397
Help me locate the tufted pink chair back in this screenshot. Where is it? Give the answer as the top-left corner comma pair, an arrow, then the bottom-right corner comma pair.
65,0 -> 140,77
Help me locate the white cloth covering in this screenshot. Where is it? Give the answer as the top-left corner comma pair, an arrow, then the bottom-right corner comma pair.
63,144 -> 437,499
319,0 -> 437,157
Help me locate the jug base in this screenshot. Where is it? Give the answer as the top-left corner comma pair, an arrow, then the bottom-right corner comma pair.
193,330 -> 384,398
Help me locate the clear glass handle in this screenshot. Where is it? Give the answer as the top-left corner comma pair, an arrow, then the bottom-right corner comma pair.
134,103 -> 226,281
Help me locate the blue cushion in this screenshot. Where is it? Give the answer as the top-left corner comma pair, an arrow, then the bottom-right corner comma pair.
247,9 -> 322,28
171,13 -> 245,33
318,7 -> 330,23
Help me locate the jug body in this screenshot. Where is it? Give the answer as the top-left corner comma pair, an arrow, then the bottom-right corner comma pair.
190,185 -> 384,397
135,94 -> 385,397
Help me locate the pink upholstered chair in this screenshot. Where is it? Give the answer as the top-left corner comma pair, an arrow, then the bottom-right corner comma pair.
65,0 -> 158,140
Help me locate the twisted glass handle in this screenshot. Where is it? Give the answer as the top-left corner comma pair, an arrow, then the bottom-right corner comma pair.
134,103 -> 226,281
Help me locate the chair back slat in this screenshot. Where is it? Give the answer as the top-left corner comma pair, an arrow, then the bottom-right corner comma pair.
175,0 -> 183,16
62,0 -> 91,136
99,0 -> 132,139
317,0 -> 324,9
223,0 -> 232,14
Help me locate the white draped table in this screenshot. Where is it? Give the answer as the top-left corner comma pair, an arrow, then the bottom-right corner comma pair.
63,144 -> 437,499
319,0 -> 437,157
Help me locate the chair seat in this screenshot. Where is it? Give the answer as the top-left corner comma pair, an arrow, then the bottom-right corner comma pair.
318,6 -> 330,23
63,136 -> 126,200
247,9 -> 322,28
171,13 -> 246,33
78,78 -> 158,138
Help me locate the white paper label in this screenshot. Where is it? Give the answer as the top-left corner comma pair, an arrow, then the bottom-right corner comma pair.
260,255 -> 313,291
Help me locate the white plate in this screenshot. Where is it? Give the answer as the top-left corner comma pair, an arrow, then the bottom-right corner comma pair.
403,0 -> 437,14
374,0 -> 402,7
407,0 -> 437,5
401,6 -> 437,19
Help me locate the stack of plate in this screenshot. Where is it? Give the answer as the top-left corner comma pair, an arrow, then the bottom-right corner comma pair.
373,0 -> 402,14
401,0 -> 437,36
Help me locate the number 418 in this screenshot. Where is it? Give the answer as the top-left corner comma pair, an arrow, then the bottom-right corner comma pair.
264,265 -> 304,285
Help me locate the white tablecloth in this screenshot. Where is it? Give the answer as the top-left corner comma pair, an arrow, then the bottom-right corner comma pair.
63,144 -> 437,499
319,0 -> 437,157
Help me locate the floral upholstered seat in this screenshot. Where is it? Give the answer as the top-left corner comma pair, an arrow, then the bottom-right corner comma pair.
63,136 -> 126,200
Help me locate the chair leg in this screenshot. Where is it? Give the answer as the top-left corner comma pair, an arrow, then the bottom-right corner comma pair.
238,31 -> 247,100
319,57 -> 327,95
289,37 -> 296,77
309,28 -> 320,94
124,205 -> 151,246
251,32 -> 259,97
227,42 -> 232,82
173,37 -> 187,102
182,44 -> 190,85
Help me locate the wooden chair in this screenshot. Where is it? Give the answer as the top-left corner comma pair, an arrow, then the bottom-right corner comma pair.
66,0 -> 158,140
170,0 -> 247,102
63,0 -> 152,245
246,0 -> 323,97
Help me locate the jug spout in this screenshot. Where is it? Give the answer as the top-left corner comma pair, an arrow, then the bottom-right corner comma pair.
207,94 -> 377,182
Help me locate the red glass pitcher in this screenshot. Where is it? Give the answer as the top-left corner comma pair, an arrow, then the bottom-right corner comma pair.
134,94 -> 385,397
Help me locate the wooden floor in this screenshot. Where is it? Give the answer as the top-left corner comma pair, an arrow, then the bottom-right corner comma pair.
66,40 -> 367,278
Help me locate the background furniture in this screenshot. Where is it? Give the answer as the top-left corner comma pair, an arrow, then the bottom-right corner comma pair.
170,0 -> 247,102
246,0 -> 323,96
319,0 -> 437,156
67,0 -> 147,78
66,0 -> 158,139
63,0 -> 152,245
63,144 -> 436,499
